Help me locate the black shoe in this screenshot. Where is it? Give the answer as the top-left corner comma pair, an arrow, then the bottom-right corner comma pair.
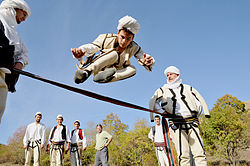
74,70 -> 90,84
93,68 -> 116,83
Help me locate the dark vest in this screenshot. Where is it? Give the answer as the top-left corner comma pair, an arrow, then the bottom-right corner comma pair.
50,125 -> 66,142
0,20 -> 14,69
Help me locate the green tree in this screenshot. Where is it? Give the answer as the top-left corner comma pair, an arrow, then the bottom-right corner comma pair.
102,112 -> 128,135
80,121 -> 97,165
109,118 -> 157,165
213,94 -> 245,113
102,112 -> 129,165
201,95 -> 248,166
7,126 -> 26,164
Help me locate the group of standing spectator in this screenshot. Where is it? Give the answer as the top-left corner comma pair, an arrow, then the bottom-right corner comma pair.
23,113 -> 112,166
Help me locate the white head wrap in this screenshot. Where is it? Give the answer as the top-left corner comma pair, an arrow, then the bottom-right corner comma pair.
117,15 -> 140,35
0,0 -> 29,66
35,112 -> 42,116
0,0 -> 31,17
164,66 -> 182,89
164,66 -> 180,76
57,114 -> 63,119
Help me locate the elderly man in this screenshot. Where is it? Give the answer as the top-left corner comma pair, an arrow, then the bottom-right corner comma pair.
70,120 -> 87,166
71,15 -> 154,84
23,112 -> 46,166
149,66 -> 210,166
47,115 -> 70,166
0,0 -> 30,124
148,115 -> 171,166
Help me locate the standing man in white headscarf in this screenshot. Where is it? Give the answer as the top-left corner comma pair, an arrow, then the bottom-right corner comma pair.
46,114 -> 70,166
0,0 -> 30,124
23,112 -> 46,166
149,66 -> 210,166
71,15 -> 154,84
70,120 -> 87,166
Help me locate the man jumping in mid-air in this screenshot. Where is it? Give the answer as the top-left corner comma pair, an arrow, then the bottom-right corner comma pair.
71,15 -> 154,84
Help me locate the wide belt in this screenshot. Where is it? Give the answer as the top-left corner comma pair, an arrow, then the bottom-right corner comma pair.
154,142 -> 165,147
169,116 -> 199,124
71,143 -> 78,147
27,139 -> 41,149
51,141 -> 65,145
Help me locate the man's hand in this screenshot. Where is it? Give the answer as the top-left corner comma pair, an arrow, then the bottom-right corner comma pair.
41,144 -> 44,149
13,62 -> 23,70
24,145 -> 28,149
143,54 -> 154,66
82,147 -> 86,151
71,48 -> 85,59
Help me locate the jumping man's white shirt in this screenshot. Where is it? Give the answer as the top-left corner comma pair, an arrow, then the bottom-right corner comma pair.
23,122 -> 46,166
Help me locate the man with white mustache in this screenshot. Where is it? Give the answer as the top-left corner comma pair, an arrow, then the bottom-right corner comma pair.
149,66 -> 210,166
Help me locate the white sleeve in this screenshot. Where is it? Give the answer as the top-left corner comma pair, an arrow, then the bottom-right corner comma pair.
191,87 -> 210,117
66,126 -> 71,143
47,128 -> 53,145
73,43 -> 100,61
23,126 -> 29,146
41,125 -> 46,145
148,128 -> 153,141
14,41 -> 29,67
82,130 -> 87,148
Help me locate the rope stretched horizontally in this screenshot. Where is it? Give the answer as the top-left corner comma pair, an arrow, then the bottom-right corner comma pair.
13,69 -> 171,116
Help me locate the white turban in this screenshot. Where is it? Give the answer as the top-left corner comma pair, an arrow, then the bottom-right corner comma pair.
163,66 -> 182,89
164,66 -> 180,77
0,0 -> 31,17
117,15 -> 140,35
57,114 -> 63,119
35,112 -> 42,116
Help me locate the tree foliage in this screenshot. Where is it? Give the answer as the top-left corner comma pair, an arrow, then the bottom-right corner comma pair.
102,112 -> 128,136
213,94 -> 245,113
200,94 -> 248,166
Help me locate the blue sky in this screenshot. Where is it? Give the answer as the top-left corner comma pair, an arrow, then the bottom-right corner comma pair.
0,0 -> 249,144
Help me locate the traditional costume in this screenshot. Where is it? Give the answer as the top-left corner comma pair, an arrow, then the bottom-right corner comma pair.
73,15 -> 154,83
48,115 -> 70,166
149,66 -> 210,166
0,0 -> 30,123
70,120 -> 87,166
148,122 -> 172,166
23,112 -> 46,166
